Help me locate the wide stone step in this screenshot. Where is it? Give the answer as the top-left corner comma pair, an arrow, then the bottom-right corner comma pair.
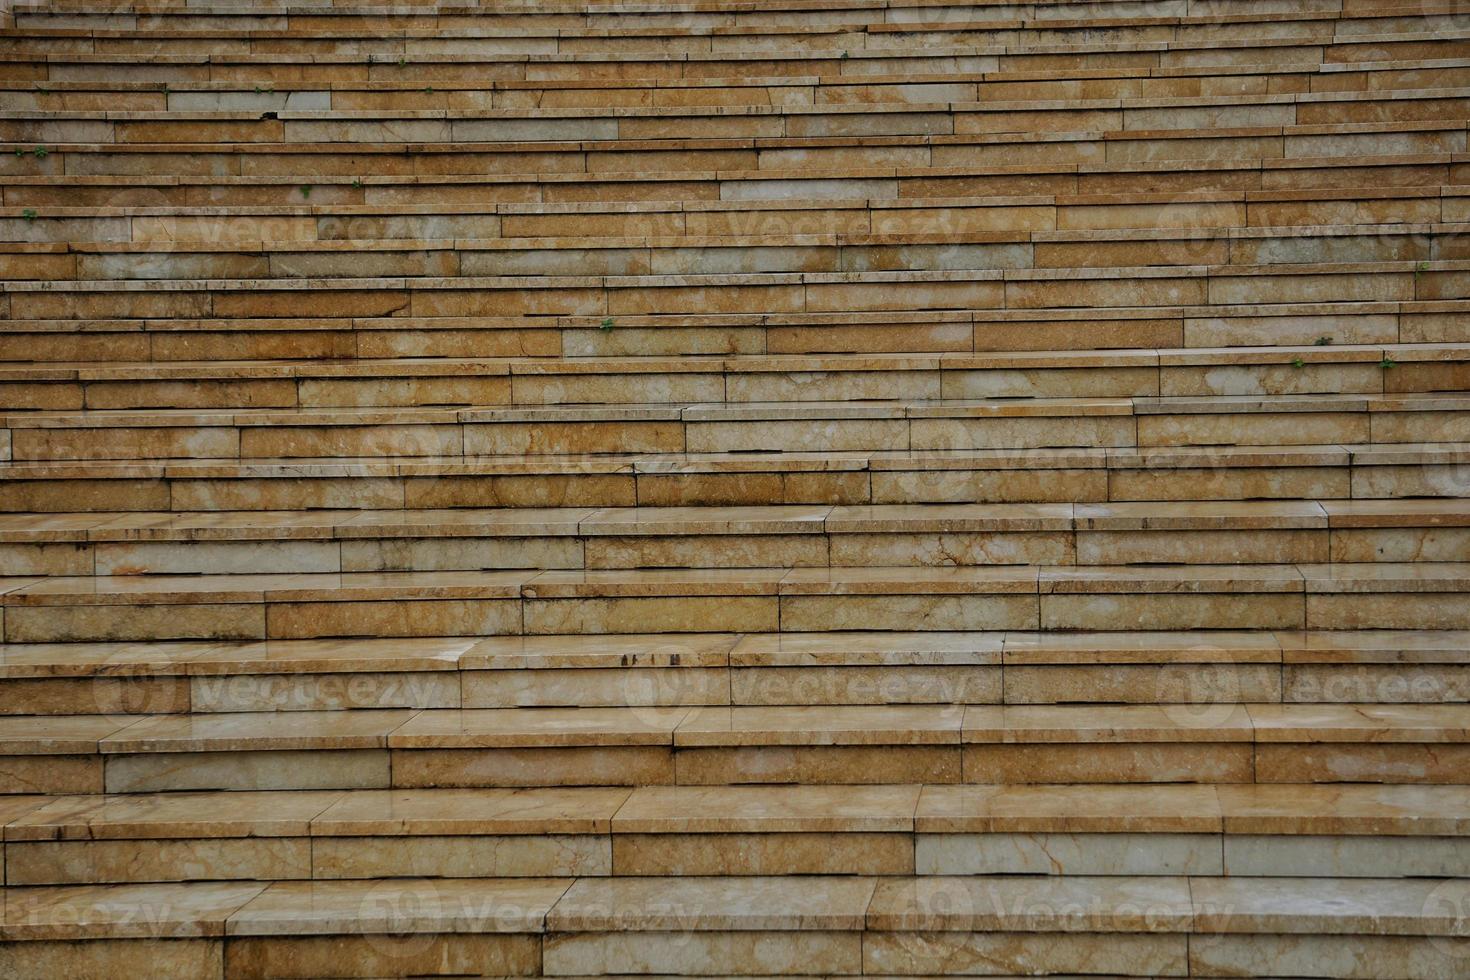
5,85 -> 1469,146
4,154 -> 1457,207
5,440 -> 1465,512
3,261 -> 1462,326
0,628 -> 1465,714
7,57 -> 1470,111
1,562 -> 1467,643
1,499 -> 1466,576
1,872 -> 1466,977
5,117 -> 1464,177
1,346 -> 1465,412
5,296 -> 1462,362
2,783 -> 1469,884
6,225 -> 1469,286
5,393 -> 1469,462
5,702 -> 1470,793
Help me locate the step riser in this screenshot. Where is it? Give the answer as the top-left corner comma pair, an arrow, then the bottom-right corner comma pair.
5,590 -> 1469,642
7,661 -> 1468,715
1,364 -> 1462,410
2,525 -> 1466,576
7,304 -> 1462,361
7,411 -> 1468,461
11,741 -> 1470,795
17,463 -> 1468,512
7,158 -> 1461,206
7,830 -> 1469,885
3,930 -> 1466,980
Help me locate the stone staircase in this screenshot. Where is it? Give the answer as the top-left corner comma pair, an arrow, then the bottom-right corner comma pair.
2,0 -> 1470,976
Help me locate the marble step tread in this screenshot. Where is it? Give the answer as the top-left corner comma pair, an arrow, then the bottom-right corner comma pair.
5,56 -> 1467,94
7,391 -> 1468,427
9,3 -> 1454,30
0,628 -> 1464,677
4,875 -> 1466,979
5,14 -> 1457,44
0,873 -> 1466,939
4,498 -> 1467,542
3,153 -> 1457,196
4,782 -> 1469,839
6,83 -> 1466,122
3,259 -> 1462,304
6,116 -> 1462,162
8,702 -> 1470,754
5,344 -> 1463,381
3,561 -> 1469,604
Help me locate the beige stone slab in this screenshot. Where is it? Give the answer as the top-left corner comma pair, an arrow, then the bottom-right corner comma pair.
1191,876 -> 1470,936
674,705 -> 964,746
731,630 -> 1003,666
1256,743 -> 1470,784
964,743 -> 1254,783
613,830 -> 913,875
1223,834 -> 1470,878
918,832 -> 1223,876
225,932 -> 539,980
1218,784 -> 1470,836
2,881 -> 267,940
544,929 -> 862,977
98,710 -> 413,754
548,875 -> 877,931
962,704 -> 1254,743
226,877 -> 571,936
1002,630 -> 1282,665
390,707 -> 687,748
7,837 -> 312,886
311,833 -> 609,878
1188,933 -> 1470,980
916,784 -> 1223,833
0,937 -> 224,980
308,786 -> 630,836
676,744 -> 961,785
104,749 -> 390,794
1246,703 -> 1470,742
867,875 -> 1194,931
6,790 -> 343,841
461,632 -> 738,669
613,783 -> 919,833
864,929 -> 1188,976
392,745 -> 675,788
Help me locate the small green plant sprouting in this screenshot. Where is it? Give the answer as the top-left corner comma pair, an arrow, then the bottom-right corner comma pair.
397,56 -> 408,68
21,209 -> 37,223
839,50 -> 850,59
1414,260 -> 1430,279
13,149 -> 22,158
1380,356 -> 1398,370
599,317 -> 616,331
351,177 -> 363,189
1290,356 -> 1306,369
424,86 -> 435,94
32,146 -> 47,159
1314,335 -> 1333,346
299,184 -> 313,199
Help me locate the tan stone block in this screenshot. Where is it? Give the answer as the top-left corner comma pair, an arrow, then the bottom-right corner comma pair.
311,834 -> 608,878
545,931 -> 860,976
613,832 -> 912,874
780,594 -> 1039,631
225,934 -> 539,980
675,745 -> 961,784
0,755 -> 102,794
1077,529 -> 1328,564
266,599 -> 521,639
731,665 -> 1000,705
6,838 -> 311,885
1256,744 -> 1470,784
5,604 -> 265,643
964,743 -> 1254,783
1005,664 -> 1282,704
524,596 -> 778,634
463,421 -> 683,455
105,749 -> 390,793
865,931 -> 1188,976
0,939 -> 222,980
0,676 -> 189,716
391,746 -> 674,787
